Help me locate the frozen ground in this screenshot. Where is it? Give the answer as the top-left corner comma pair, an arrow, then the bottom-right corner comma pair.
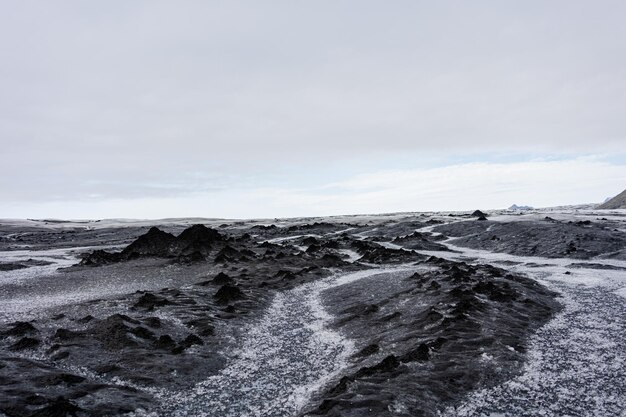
416,241 -> 626,416
149,267 -> 412,417
0,208 -> 624,416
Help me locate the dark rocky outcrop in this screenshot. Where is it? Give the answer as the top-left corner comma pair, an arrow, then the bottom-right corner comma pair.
392,232 -> 450,251
214,284 -> 245,304
80,224 -> 227,266
2,321 -> 38,337
133,293 -> 172,310
434,219 -> 626,259
357,247 -> 424,264
121,227 -> 177,258
598,188 -> 626,209
212,272 -> 234,285
306,257 -> 561,417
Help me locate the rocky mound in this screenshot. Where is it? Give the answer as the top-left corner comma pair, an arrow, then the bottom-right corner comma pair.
471,209 -> 487,217
122,227 -> 178,258
433,218 -> 626,259
81,224 -> 226,266
306,257 -> 561,417
392,232 -> 451,251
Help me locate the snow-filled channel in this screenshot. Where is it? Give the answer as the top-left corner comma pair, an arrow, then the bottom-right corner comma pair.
0,247 -> 82,284
150,266 -> 414,417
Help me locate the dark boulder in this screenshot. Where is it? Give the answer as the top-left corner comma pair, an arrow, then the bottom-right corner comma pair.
154,335 -> 176,350
212,272 -> 233,285
80,250 -> 121,266
31,396 -> 82,417
177,224 -> 224,246
3,321 -> 38,337
121,227 -> 177,258
214,284 -> 244,304
133,293 -> 172,310
175,224 -> 225,255
9,337 -> 41,351
90,314 -> 142,350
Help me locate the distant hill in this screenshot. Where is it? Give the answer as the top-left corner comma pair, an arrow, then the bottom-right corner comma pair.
508,204 -> 533,211
598,189 -> 626,209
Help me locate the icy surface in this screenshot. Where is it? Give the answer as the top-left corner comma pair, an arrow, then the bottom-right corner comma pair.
0,247 -> 85,284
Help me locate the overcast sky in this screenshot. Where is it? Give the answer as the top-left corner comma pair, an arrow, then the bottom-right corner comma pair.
2,1 -> 626,219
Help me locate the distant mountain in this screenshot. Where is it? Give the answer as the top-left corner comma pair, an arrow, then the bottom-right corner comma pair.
508,204 -> 533,211
598,189 -> 626,209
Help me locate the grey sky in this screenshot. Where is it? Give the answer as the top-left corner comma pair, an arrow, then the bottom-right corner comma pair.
1,1 -> 626,218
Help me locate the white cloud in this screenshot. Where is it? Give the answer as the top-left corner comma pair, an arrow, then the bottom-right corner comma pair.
1,2 -> 625,216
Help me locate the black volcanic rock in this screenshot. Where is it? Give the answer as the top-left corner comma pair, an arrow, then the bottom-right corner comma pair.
9,337 -> 41,351
3,321 -> 38,337
80,249 -> 121,266
31,396 -> 82,417
471,210 -> 487,217
174,224 -> 225,255
79,224 -> 227,266
177,224 -> 223,245
121,227 -> 177,258
196,272 -> 235,286
307,258 -> 561,417
392,232 -> 450,251
319,254 -> 347,267
434,220 -> 626,259
214,284 -> 244,304
154,335 -> 176,350
90,314 -> 142,350
214,246 -> 245,263
121,224 -> 224,259
358,247 -> 423,264
302,236 -> 320,245
2,213 -> 595,417
212,272 -> 233,285
133,293 -> 172,310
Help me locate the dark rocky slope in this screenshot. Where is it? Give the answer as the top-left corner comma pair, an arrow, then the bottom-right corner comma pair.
0,217 -> 570,417
434,218 -> 626,259
598,188 -> 626,209
303,257 -> 560,417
